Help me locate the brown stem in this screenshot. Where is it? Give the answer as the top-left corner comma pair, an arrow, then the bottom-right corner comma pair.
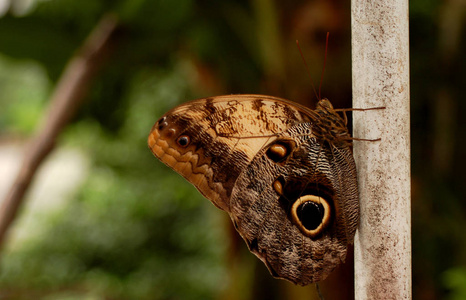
0,14 -> 119,250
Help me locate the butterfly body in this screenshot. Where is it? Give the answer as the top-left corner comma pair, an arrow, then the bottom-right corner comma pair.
148,94 -> 358,285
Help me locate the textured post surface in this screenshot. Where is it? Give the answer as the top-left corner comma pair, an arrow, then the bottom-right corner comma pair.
351,0 -> 411,299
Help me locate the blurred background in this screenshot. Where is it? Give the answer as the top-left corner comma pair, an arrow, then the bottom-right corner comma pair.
0,0 -> 464,299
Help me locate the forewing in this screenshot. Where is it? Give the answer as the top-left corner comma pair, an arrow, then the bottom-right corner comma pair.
148,95 -> 312,211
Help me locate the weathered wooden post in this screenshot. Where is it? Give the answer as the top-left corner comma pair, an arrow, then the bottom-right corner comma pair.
351,0 -> 411,299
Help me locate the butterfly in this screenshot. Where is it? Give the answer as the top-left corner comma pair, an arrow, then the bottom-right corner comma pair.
148,94 -> 359,285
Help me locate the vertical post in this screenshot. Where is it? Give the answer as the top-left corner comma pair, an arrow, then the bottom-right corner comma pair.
351,0 -> 411,299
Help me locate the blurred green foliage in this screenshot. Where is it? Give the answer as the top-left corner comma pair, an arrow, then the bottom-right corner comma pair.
0,0 -> 465,299
443,268 -> 466,300
0,55 -> 50,134
0,64 -> 228,299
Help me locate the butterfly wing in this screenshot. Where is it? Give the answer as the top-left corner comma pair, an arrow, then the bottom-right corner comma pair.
148,94 -> 358,285
148,94 -> 314,211
229,122 -> 358,285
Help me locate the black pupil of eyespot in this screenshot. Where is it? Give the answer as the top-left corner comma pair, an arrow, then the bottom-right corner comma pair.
178,136 -> 189,146
297,201 -> 324,230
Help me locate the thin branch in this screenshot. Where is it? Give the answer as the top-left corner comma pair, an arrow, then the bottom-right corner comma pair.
0,14 -> 119,250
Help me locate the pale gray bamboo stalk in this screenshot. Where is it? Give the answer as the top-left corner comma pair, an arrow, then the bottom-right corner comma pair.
351,0 -> 411,299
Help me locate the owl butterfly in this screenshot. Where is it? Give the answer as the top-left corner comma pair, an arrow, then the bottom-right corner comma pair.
148,93 -> 359,285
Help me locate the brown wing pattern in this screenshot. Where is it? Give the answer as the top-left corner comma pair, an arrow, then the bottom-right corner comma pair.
148,95 -> 314,211
229,123 -> 358,284
147,94 -> 358,285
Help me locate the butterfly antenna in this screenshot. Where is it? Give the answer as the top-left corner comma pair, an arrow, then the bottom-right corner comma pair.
296,40 -> 319,101
319,32 -> 330,101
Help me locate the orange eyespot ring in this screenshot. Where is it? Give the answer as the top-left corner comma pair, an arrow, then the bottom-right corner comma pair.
176,135 -> 190,147
291,195 -> 332,239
